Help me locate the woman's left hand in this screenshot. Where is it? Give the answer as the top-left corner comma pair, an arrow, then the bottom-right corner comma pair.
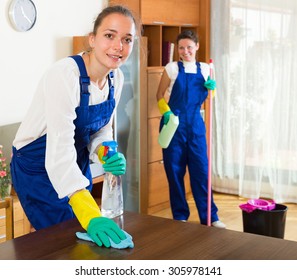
204,76 -> 216,90
102,153 -> 126,175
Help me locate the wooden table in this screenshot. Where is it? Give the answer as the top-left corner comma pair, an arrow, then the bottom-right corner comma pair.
0,211 -> 297,260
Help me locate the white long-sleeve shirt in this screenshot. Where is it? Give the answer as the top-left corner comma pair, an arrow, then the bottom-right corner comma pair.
165,61 -> 210,95
13,54 -> 124,198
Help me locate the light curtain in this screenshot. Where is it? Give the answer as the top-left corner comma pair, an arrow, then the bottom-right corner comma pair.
211,0 -> 297,202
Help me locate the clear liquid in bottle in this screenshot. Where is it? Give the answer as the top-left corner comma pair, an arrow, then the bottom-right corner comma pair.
101,172 -> 123,218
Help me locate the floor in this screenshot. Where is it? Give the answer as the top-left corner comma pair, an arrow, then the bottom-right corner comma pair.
151,192 -> 297,242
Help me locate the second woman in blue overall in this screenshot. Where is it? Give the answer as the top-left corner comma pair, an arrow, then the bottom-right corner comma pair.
157,30 -> 226,228
10,6 -> 138,248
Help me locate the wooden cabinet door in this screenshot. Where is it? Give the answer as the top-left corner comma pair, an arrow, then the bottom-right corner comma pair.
173,0 -> 199,26
141,0 -> 175,24
147,161 -> 169,213
141,0 -> 199,25
148,118 -> 162,162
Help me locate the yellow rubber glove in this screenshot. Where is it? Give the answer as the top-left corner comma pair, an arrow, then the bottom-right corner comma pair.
158,98 -> 171,115
69,189 -> 101,230
98,145 -> 107,164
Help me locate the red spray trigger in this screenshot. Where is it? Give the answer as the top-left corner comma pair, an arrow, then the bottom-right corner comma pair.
103,146 -> 109,157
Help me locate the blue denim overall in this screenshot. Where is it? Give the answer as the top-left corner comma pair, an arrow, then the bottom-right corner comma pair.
162,61 -> 218,224
11,55 -> 115,230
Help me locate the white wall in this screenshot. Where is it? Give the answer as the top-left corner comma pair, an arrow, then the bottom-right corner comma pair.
0,0 -> 108,126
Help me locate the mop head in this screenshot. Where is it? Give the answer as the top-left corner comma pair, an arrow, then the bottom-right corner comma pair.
240,199 -> 275,213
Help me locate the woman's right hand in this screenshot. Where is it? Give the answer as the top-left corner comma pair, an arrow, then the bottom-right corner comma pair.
87,216 -> 126,247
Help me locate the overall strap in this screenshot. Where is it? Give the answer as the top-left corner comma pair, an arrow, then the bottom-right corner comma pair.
69,55 -> 90,106
108,71 -> 115,100
177,61 -> 185,73
196,62 -> 201,71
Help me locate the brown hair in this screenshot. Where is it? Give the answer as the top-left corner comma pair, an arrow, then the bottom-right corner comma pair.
176,30 -> 199,44
92,5 -> 139,35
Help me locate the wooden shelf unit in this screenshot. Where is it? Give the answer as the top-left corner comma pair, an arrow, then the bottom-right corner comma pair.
143,25 -> 200,67
111,0 -> 211,214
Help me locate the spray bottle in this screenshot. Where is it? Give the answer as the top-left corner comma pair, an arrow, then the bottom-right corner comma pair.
158,112 -> 179,148
100,141 -> 123,218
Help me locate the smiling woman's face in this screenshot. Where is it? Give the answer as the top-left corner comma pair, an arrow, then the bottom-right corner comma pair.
177,38 -> 199,62
89,13 -> 136,70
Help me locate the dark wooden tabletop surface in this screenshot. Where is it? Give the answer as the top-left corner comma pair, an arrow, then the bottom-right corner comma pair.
1,211 -> 297,260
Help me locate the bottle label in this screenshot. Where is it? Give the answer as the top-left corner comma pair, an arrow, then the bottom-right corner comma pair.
158,114 -> 179,148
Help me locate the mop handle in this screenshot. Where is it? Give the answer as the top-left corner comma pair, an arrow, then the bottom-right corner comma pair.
207,58 -> 214,226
